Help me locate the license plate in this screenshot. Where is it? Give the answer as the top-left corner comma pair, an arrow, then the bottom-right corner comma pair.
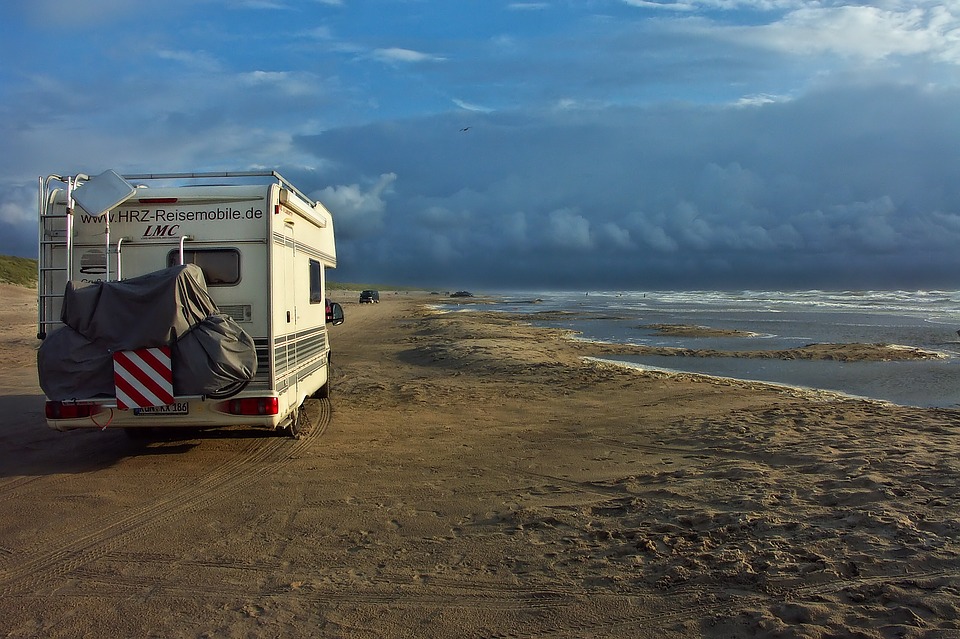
134,402 -> 189,416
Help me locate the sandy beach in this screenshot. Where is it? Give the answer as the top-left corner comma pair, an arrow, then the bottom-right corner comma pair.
1,284 -> 958,638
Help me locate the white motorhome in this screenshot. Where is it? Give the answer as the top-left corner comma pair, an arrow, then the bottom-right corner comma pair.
37,170 -> 344,437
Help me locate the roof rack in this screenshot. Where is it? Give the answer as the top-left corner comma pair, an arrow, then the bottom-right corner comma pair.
121,171 -> 316,208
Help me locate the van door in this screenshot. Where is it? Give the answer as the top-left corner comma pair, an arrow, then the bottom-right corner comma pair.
281,221 -> 298,400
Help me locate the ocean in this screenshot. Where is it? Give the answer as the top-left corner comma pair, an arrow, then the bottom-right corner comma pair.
471,290 -> 960,408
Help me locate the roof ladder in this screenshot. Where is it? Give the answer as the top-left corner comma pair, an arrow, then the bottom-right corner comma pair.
37,174 -> 120,339
37,175 -> 76,339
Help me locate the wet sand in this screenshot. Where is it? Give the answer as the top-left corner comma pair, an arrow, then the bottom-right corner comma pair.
1,285 -> 958,638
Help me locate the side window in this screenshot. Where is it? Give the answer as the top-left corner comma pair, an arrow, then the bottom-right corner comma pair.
167,249 -> 241,286
309,259 -> 323,304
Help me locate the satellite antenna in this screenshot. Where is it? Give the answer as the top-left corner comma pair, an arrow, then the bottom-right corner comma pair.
71,169 -> 136,217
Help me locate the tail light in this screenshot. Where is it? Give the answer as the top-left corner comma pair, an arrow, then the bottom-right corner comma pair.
225,397 -> 279,416
45,401 -> 102,419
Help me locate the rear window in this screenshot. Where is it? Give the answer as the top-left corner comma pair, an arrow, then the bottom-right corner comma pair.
167,248 -> 240,286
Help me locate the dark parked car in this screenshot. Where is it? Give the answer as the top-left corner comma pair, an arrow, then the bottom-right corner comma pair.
359,290 -> 380,304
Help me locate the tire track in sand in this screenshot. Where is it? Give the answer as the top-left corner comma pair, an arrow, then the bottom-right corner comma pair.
0,399 -> 331,597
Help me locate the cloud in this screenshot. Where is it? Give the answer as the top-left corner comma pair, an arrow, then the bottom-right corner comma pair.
0,183 -> 39,258
302,26 -> 334,39
235,0 -> 290,9
296,81 -> 960,289
806,196 -> 901,253
372,48 -> 446,64
0,63 -> 343,185
0,192 -> 32,227
633,215 -> 681,253
452,98 -> 494,113
239,70 -> 324,98
735,93 -> 790,107
741,5 -> 953,61
669,2 -> 960,67
155,49 -> 222,73
620,0 -> 698,10
315,173 -> 397,239
598,222 -> 634,250
546,208 -> 593,251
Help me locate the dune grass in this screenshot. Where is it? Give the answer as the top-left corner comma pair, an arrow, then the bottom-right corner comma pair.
0,255 -> 37,287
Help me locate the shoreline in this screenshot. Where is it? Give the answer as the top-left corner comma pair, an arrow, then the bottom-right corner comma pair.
442,301 -> 950,362
583,355 -> 891,406
579,335 -> 947,361
448,305 -> 954,407
456,309 -> 948,361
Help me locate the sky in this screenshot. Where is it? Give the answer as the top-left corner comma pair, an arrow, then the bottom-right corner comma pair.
2,0 -> 960,291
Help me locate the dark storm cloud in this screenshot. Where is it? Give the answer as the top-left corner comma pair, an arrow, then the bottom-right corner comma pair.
0,184 -> 38,259
299,82 -> 960,290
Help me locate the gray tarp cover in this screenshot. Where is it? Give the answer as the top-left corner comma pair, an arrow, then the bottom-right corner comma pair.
38,264 -> 257,401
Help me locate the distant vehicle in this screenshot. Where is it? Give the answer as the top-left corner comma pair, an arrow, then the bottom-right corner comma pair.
450,291 -> 474,298
359,290 -> 380,304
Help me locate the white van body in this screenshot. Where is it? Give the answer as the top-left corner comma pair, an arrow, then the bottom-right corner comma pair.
38,171 -> 339,435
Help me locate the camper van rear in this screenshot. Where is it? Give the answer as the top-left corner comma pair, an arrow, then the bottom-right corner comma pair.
37,171 -> 343,437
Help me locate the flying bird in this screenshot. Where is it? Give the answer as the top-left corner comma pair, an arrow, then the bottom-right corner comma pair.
459,126 -> 471,132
